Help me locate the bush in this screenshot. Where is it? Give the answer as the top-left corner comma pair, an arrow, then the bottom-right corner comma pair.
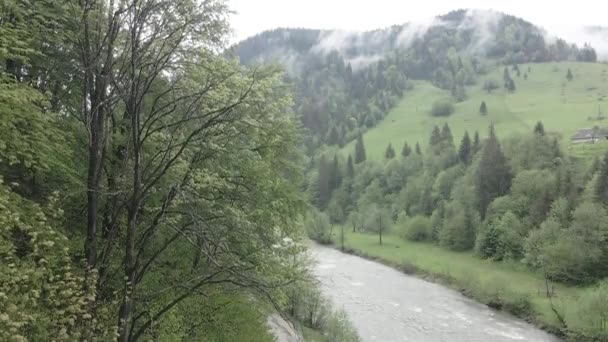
305,209 -> 333,244
402,215 -> 432,241
431,98 -> 455,117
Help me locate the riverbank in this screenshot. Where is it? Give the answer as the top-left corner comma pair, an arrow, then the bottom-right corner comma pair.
330,230 -> 593,340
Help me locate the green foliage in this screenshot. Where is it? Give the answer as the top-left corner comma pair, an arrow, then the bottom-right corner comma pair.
401,141 -> 412,158
401,215 -> 432,242
476,125 -> 512,218
305,209 -> 333,244
354,132 -> 367,164
458,131 -> 472,164
0,180 -> 116,341
479,101 -> 488,115
431,98 -> 455,117
572,281 -> 608,339
566,68 -> 574,81
533,121 -> 545,136
384,142 -> 396,159
596,150 -> 608,205
439,202 -> 480,251
476,211 -> 524,261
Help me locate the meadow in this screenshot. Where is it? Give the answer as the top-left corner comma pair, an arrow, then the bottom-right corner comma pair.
344,62 -> 608,160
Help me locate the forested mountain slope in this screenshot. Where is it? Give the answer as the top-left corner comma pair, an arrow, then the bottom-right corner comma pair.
233,9 -> 598,151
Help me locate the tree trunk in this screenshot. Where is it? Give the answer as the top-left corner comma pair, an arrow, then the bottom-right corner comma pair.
379,216 -> 383,245
340,225 -> 344,251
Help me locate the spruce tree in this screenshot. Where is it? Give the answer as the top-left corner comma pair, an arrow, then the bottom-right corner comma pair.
346,154 -> 355,179
401,141 -> 412,158
329,154 -> 341,191
415,142 -> 422,155
458,131 -> 472,165
354,132 -> 367,164
507,78 -> 516,92
317,155 -> 331,208
429,125 -> 442,146
440,123 -> 454,146
473,131 -> 481,153
476,125 -> 512,218
566,68 -> 573,81
479,101 -> 488,115
534,121 -> 545,136
595,150 -> 608,205
385,142 -> 396,159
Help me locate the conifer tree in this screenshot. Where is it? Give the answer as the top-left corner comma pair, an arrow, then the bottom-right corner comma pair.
346,154 -> 355,178
476,125 -> 512,218
385,142 -> 396,159
479,101 -> 488,115
401,141 -> 412,158
595,150 -> 608,205
458,131 -> 472,165
415,142 -> 422,155
355,132 -> 367,164
429,125 -> 442,146
441,123 -> 454,147
473,131 -> 481,153
534,121 -> 545,136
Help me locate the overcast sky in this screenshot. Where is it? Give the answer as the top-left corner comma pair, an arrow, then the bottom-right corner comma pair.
228,0 -> 607,43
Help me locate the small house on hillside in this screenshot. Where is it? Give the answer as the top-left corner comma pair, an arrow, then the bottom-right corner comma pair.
571,127 -> 608,143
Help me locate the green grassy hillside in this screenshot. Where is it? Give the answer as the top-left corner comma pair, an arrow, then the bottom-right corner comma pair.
345,62 -> 608,160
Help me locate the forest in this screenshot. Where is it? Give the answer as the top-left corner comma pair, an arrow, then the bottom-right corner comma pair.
234,9 -> 598,152
3,0 -> 608,340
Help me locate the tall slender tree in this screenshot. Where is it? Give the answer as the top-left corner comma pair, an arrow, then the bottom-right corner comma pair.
441,123 -> 454,147
346,154 -> 355,178
476,125 -> 512,218
458,131 -> 472,165
596,150 -> 608,205
401,141 -> 412,158
355,131 -> 367,164
385,142 -> 396,159
473,131 -> 481,153
415,142 -> 422,155
429,125 -> 442,146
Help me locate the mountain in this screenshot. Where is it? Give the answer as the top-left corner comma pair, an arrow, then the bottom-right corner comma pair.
230,9 -> 599,151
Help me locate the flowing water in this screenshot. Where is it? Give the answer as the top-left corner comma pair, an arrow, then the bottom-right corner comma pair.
311,244 -> 561,342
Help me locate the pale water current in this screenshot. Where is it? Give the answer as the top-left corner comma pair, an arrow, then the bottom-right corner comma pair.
311,244 -> 561,342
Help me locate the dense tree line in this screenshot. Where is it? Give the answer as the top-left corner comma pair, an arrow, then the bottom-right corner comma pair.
308,121 -> 608,290
0,1 -> 338,340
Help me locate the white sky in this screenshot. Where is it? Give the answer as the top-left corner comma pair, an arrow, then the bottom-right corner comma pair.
228,0 -> 608,43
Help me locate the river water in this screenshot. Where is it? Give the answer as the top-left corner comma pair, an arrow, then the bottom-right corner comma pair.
311,244 -> 561,342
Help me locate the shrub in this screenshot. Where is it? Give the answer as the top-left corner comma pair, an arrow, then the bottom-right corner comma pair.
431,98 -> 455,117
403,215 -> 432,241
305,210 -> 333,244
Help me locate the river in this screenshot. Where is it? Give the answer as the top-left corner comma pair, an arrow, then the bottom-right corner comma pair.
311,244 -> 561,342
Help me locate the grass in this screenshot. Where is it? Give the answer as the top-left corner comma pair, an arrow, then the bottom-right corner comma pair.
301,326 -> 328,342
343,62 -> 608,161
336,229 -> 592,338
